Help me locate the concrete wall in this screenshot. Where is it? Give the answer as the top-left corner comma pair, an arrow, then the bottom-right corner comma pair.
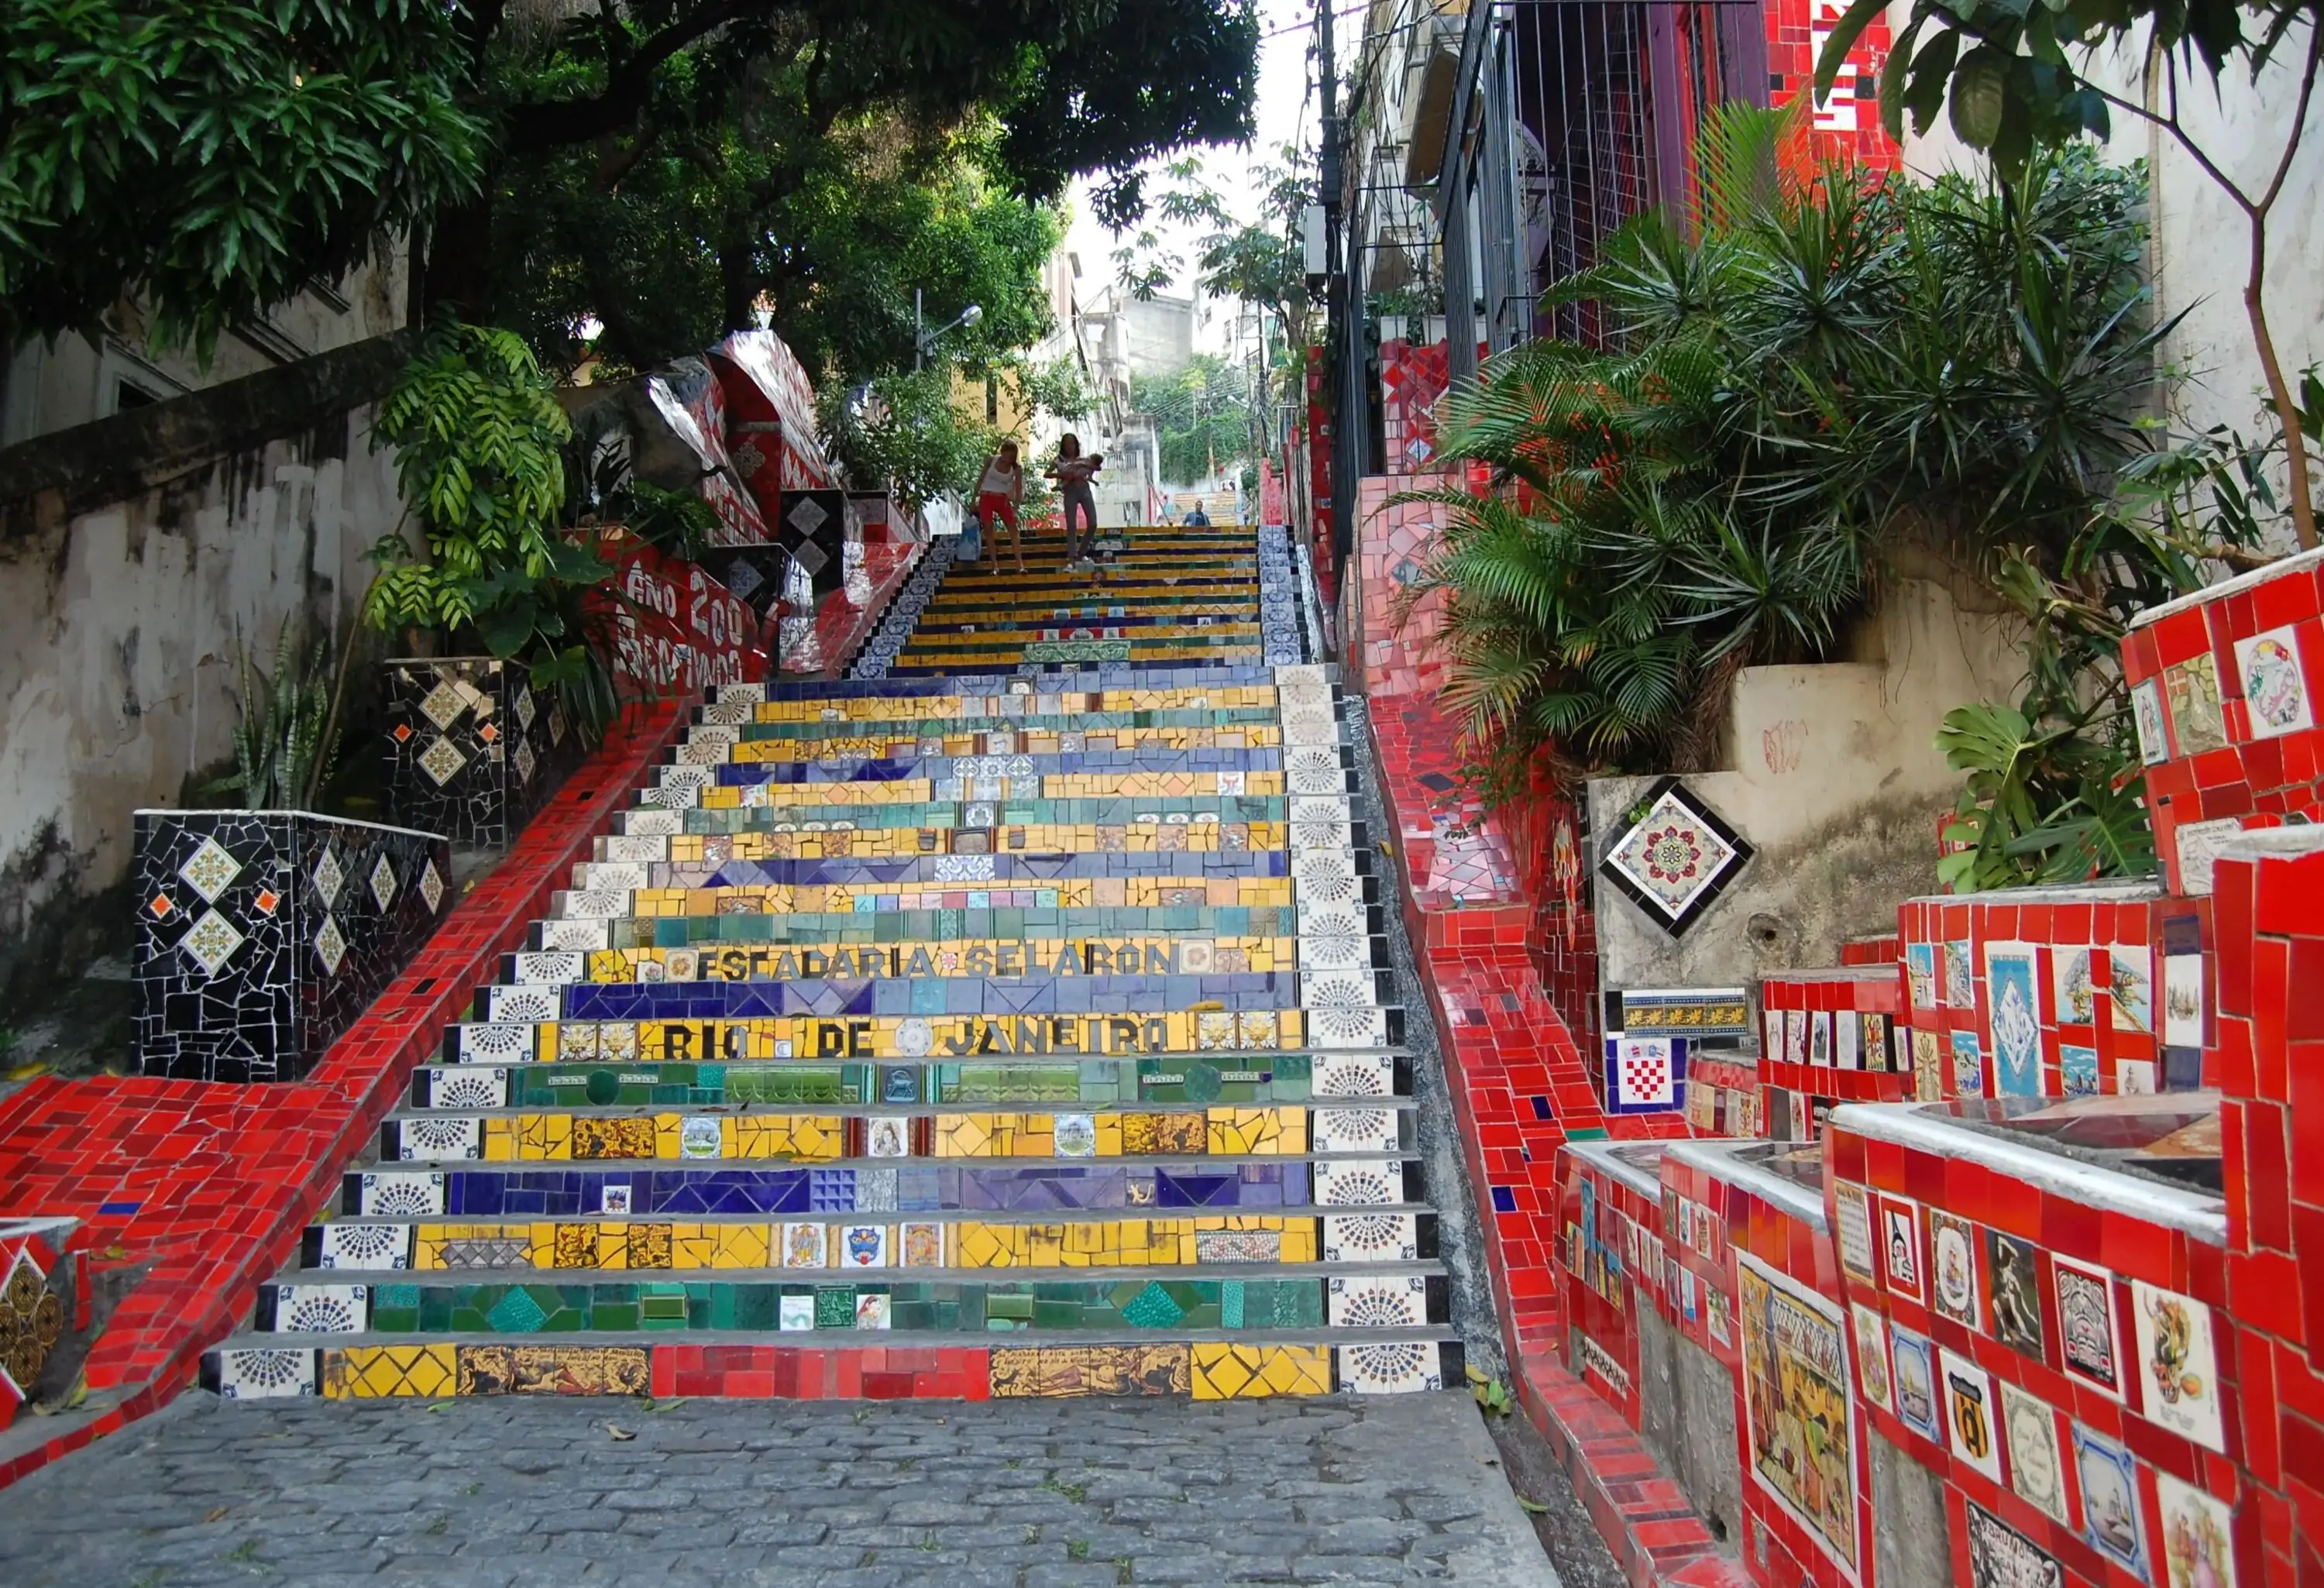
1590,574 -> 2023,987
1867,1425 -> 1955,1588
0,349 -> 410,1007
1895,18 -> 2324,555
1635,1301 -> 1745,1550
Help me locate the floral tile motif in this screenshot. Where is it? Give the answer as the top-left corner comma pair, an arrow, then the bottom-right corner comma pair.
1596,776 -> 1752,937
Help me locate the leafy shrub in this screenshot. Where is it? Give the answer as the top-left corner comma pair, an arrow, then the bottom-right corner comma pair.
1409,105 -> 2171,805
366,318 -> 617,741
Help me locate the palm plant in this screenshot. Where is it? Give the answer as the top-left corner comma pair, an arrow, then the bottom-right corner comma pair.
1405,103 -> 2173,817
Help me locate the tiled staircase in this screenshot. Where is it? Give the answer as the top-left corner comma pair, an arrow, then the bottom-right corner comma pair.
201,524 -> 1462,1402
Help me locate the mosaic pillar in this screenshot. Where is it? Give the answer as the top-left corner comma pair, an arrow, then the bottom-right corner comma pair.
383,658 -> 586,848
134,809 -> 453,1082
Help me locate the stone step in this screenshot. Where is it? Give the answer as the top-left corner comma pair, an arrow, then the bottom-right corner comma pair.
205,1332 -> 1464,1401
668,743 -> 1303,781
497,936 -> 1315,985
605,803 -> 1364,851
246,1270 -> 1452,1339
409,1048 -> 1411,1111
689,722 -> 1294,761
882,649 -> 1267,678
899,628 -> 1263,655
342,1156 -> 1429,1219
648,765 -> 1321,803
714,670 -> 1314,714
631,789 -> 1327,825
573,847 -> 1309,883
473,971 -> 1394,1026
528,901 -> 1387,954
909,608 -> 1261,634
386,1095 -> 1415,1147
294,1218 -> 1442,1280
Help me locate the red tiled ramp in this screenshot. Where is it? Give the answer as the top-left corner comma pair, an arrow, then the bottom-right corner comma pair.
0,701 -> 687,1483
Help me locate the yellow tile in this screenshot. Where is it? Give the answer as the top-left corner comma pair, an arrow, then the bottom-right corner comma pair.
328,1343 -> 459,1400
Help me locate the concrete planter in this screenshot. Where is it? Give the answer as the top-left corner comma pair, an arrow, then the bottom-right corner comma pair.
133,809 -> 452,1081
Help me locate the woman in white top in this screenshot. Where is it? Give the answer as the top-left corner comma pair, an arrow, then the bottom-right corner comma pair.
975,442 -> 1026,572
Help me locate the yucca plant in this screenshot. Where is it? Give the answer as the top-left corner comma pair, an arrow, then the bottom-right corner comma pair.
205,620 -> 352,810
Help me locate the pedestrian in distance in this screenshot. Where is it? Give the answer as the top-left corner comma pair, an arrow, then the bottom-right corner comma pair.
975,440 -> 1026,573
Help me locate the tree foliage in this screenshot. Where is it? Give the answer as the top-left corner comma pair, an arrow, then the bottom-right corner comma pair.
1133,352 -> 1257,486
1411,105 -> 2178,803
0,0 -> 484,352
1818,0 -> 2324,548
492,105 -> 1061,381
2,0 -> 1257,363
816,367 -> 1000,510
366,319 -> 617,737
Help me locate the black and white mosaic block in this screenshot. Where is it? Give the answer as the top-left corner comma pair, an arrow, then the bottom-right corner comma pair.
850,538 -> 958,681
1257,524 -> 1307,665
382,658 -> 585,847
135,809 -> 453,1082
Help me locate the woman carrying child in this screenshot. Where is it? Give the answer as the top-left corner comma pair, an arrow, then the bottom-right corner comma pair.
1047,435 -> 1102,566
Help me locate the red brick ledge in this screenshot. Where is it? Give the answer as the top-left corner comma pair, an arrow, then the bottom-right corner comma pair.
0,699 -> 687,1486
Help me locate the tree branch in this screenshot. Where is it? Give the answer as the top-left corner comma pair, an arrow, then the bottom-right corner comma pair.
504,0 -> 761,154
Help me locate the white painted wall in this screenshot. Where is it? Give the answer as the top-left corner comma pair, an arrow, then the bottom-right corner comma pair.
1895,14 -> 2324,553
0,410 -> 405,950
0,249 -> 409,445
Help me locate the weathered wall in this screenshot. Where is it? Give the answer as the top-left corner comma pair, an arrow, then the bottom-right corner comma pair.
1592,574 -> 2021,987
1635,1299 -> 1744,1549
1866,1425 -> 1954,1588
0,342 -> 411,1009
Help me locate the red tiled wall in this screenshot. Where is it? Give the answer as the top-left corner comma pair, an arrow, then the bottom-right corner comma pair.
1759,970 -> 1912,1112
1825,1122 -> 2245,1588
1767,0 -> 1901,172
2118,548 -> 2324,899
1663,1154 -> 1867,1588
1896,891 -> 2178,1099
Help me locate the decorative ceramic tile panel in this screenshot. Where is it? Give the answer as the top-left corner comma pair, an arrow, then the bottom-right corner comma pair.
134,809 -> 453,1082
1596,777 -> 1752,937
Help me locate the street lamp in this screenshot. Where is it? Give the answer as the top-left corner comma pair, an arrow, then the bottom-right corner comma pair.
914,290 -> 983,370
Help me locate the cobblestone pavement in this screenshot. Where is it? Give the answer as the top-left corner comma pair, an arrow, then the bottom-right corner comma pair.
0,1390 -> 1561,1588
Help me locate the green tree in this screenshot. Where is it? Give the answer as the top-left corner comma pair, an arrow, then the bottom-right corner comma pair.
0,0 -> 484,352
816,367 -> 999,509
2,0 -> 1259,365
1817,0 -> 2324,549
1133,353 -> 1256,486
492,109 -> 1061,382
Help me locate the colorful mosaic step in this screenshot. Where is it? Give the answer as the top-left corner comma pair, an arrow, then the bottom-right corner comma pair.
246,1275 -> 1449,1339
201,548 -> 1450,1401
411,1053 -> 1408,1109
342,1156 -> 1429,1218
